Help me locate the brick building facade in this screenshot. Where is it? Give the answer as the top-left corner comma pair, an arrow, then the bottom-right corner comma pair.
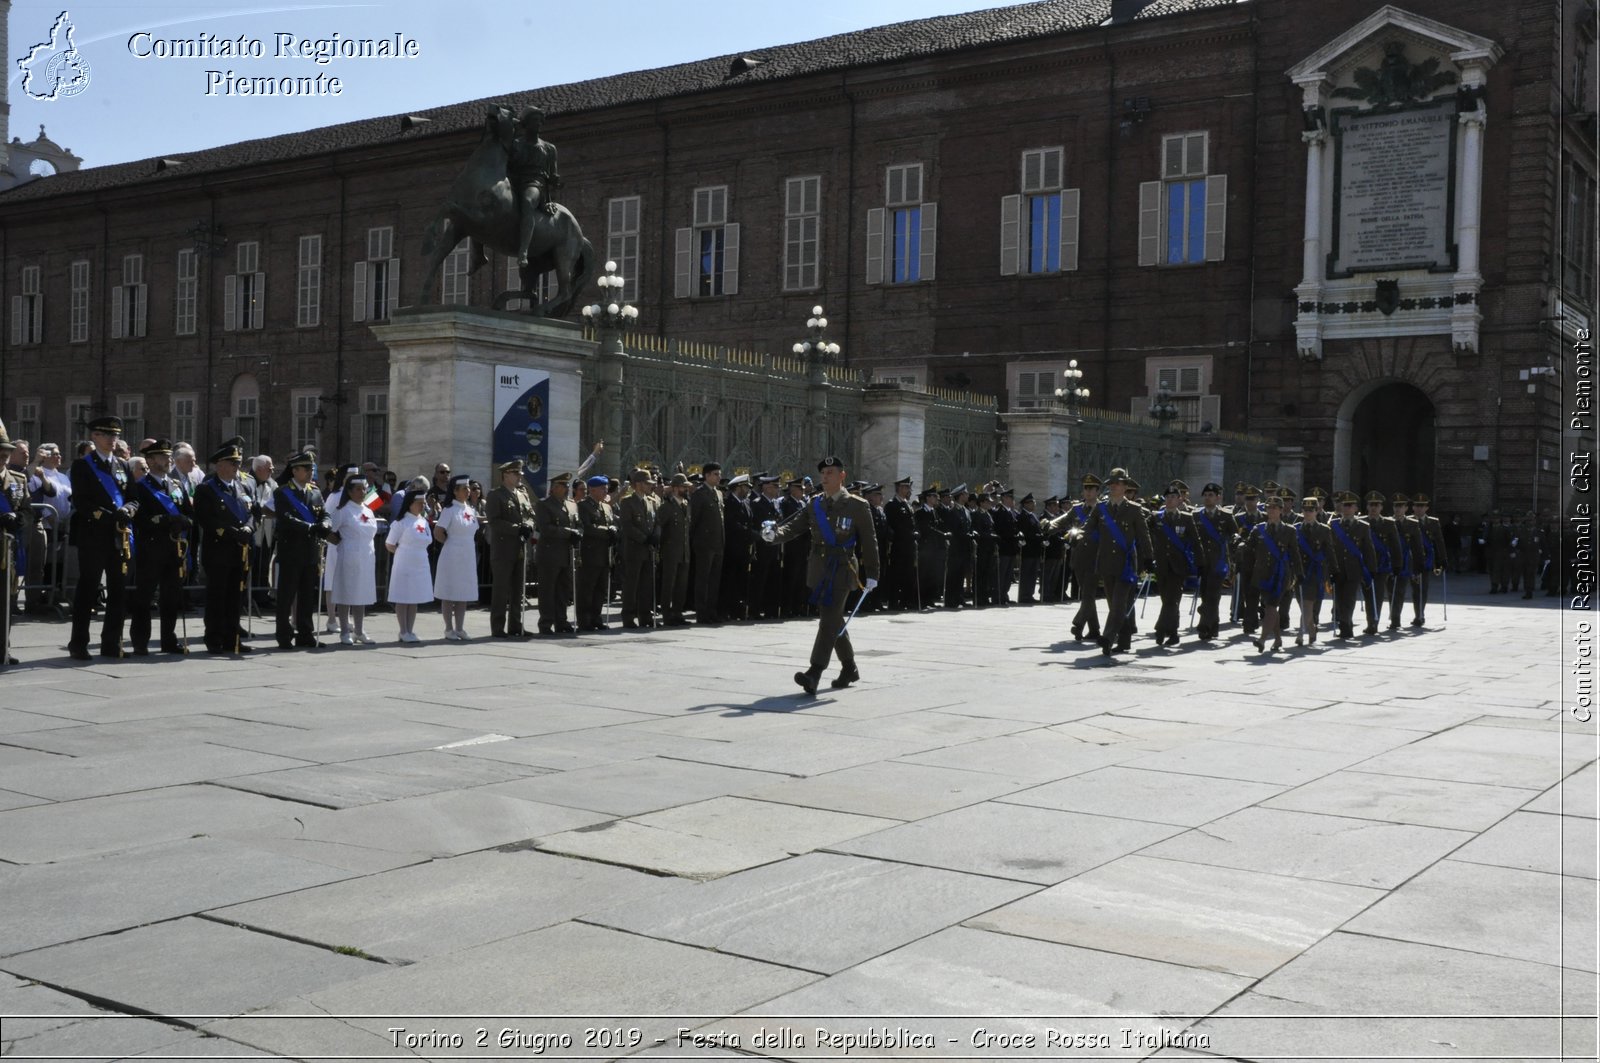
0,0 -> 1591,514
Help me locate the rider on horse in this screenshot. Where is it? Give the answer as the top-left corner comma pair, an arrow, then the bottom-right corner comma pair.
508,107 -> 563,269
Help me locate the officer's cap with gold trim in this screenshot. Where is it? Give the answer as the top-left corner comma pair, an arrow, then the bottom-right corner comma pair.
1302,497 -> 1319,509
1265,494 -> 1285,510
1311,486 -> 1328,500
1202,481 -> 1224,495
497,459 -> 524,474
141,438 -> 175,457
1337,490 -> 1360,505
894,475 -> 913,487
550,471 -> 572,485
87,414 -> 124,436
1413,492 -> 1432,505
1169,479 -> 1190,493
1392,492 -> 1409,504
1365,490 -> 1385,504
1125,477 -> 1141,493
208,439 -> 244,464
1081,473 -> 1102,488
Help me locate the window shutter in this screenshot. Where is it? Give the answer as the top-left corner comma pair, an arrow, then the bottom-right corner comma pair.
1157,367 -> 1179,392
1000,194 -> 1021,276
223,274 -> 238,331
865,208 -> 885,285
674,228 -> 692,298
1198,394 -> 1222,430
919,202 -> 938,282
1059,189 -> 1081,272
252,272 -> 265,329
111,285 -> 125,339
134,285 -> 148,338
1179,366 -> 1202,393
1204,174 -> 1227,262
1138,181 -> 1161,266
353,261 -> 368,321
10,296 -> 22,345
722,222 -> 740,296
386,259 -> 401,317
31,298 -> 42,344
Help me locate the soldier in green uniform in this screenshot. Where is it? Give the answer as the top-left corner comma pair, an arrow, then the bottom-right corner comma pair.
1232,485 -> 1263,634
483,459 -> 536,638
1085,468 -> 1153,658
1364,491 -> 1400,636
762,456 -> 880,695
1388,493 -> 1424,630
657,472 -> 692,626
1190,482 -> 1236,642
1250,495 -> 1303,654
688,462 -> 725,625
533,471 -> 582,635
575,474 -> 618,630
1409,493 -> 1448,625
1149,485 -> 1199,647
618,469 -> 660,630
1048,474 -> 1103,641
1293,497 -> 1333,644
1328,491 -> 1379,639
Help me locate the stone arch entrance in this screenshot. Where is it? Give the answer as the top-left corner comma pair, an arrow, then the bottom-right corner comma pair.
1332,379 -> 1436,497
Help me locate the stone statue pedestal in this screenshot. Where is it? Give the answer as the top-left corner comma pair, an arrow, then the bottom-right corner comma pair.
858,387 -> 936,489
1000,410 -> 1077,500
370,307 -> 591,488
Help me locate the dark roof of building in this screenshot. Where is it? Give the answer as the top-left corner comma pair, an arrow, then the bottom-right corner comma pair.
0,0 -> 1240,205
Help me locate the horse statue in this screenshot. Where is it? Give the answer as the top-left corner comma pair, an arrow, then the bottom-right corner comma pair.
415,105 -> 594,318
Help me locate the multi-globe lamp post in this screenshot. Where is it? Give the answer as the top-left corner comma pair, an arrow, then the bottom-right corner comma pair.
581,260 -> 638,336
794,305 -> 841,455
1149,384 -> 1181,433
1055,359 -> 1090,413
582,261 -> 637,476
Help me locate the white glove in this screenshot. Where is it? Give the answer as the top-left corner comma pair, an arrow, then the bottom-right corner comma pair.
864,578 -> 879,593
760,525 -> 776,543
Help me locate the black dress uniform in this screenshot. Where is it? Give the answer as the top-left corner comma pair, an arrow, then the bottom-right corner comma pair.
993,493 -> 1021,603
779,483 -> 810,616
749,481 -> 784,619
863,486 -> 892,614
68,416 -> 138,660
272,451 -> 329,649
688,468 -> 726,624
129,440 -> 194,655
884,480 -> 918,611
1041,500 -> 1067,603
576,481 -> 618,630
193,440 -> 256,655
721,480 -> 757,620
914,492 -> 945,608
658,475 -> 692,625
943,489 -> 974,609
1016,497 -> 1044,603
0,432 -> 29,664
971,498 -> 999,606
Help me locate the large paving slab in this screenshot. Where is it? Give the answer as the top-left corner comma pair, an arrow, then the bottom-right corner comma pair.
211,848 -> 685,963
741,760 -> 1037,820
1120,737 -> 1373,786
1450,809 -> 1599,878
588,851 -> 1035,973
482,756 -> 787,815
0,742 -> 313,801
1261,769 -> 1538,830
998,765 -> 1287,826
212,748 -> 549,808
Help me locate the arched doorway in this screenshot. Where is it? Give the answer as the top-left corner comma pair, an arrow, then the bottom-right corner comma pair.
1333,379 -> 1436,497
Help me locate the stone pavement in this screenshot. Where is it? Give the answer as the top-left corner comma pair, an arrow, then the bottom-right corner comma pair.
0,575 -> 1592,1062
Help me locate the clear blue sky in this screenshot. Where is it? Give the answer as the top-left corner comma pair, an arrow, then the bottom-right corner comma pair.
9,0 -> 1025,169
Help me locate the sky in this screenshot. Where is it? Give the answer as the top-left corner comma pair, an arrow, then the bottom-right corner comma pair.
8,0 -> 1028,170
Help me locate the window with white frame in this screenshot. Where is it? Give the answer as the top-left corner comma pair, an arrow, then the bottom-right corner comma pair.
15,400 -> 39,445
1139,132 -> 1227,266
65,396 -> 91,440
1009,363 -> 1067,410
175,250 -> 197,335
868,163 -> 938,285
171,393 -> 198,445
10,266 -> 42,345
441,242 -> 470,305
361,389 -> 388,466
354,226 -> 400,321
228,375 -> 260,456
297,234 -> 322,327
783,176 -> 821,291
117,394 -> 145,442
1134,355 -> 1219,432
69,260 -> 90,342
225,241 -> 265,331
110,254 -> 148,339
675,185 -> 740,297
1000,149 -> 1080,276
292,390 -> 321,452
606,196 -> 641,304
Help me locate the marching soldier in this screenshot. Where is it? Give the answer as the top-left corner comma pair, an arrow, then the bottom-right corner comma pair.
1293,496 -> 1333,643
761,456 -> 880,694
67,415 -> 137,660
944,484 -> 974,609
1388,493 -> 1424,630
1364,491 -> 1400,635
128,439 -> 195,655
1409,493 -> 1448,625
193,439 -> 256,655
885,477 -> 917,611
576,475 -> 618,631
618,469 -> 660,630
1149,484 -> 1199,647
1049,474 -> 1103,641
657,472 -> 692,626
1250,495 -> 1303,654
689,462 -> 725,625
1232,485 -> 1263,634
534,471 -> 582,635
1085,468 -> 1153,658
1328,491 -> 1378,639
271,449 -> 329,650
1189,483 -> 1236,642
484,460 -> 536,638
0,429 -> 30,664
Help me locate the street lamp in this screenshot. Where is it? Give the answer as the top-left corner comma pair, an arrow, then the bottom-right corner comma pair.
1054,359 -> 1090,412
1149,385 -> 1181,433
793,304 -> 841,366
580,260 -> 638,330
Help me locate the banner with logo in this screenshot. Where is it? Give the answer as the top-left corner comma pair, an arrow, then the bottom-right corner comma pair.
492,366 -> 550,495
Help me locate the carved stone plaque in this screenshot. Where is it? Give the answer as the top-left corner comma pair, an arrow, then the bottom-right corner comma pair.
1331,103 -> 1456,275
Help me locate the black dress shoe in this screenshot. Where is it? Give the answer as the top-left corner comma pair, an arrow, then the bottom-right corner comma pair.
294,638 -> 317,649
794,670 -> 820,695
67,646 -> 92,661
623,620 -> 641,630
235,645 -> 255,654
830,665 -> 860,689
554,622 -> 577,634
99,647 -> 125,659
132,646 -> 150,657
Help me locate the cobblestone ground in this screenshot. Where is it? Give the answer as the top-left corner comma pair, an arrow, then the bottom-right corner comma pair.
0,574 -> 1592,1061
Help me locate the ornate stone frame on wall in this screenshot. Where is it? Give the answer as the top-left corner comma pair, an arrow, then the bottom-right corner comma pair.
1287,6 -> 1502,361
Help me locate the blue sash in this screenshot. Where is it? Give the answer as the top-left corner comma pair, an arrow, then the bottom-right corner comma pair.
144,478 -> 181,519
279,484 -> 316,525
1296,525 -> 1326,588
1258,524 -> 1289,599
90,457 -> 126,510
1332,519 -> 1373,586
1072,503 -> 1099,543
1099,501 -> 1138,585
1194,510 -> 1230,578
808,496 -> 858,607
207,476 -> 252,525
1157,514 -> 1197,578
1371,524 -> 1393,575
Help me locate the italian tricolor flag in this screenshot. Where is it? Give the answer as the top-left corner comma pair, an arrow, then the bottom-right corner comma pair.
364,486 -> 385,513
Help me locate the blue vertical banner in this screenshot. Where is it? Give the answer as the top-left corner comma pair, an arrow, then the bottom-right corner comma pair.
493,365 -> 551,496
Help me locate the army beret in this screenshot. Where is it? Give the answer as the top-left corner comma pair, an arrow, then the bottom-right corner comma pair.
1201,482 -> 1223,495
699,462 -> 721,474
87,415 -> 124,435
586,475 -> 608,488
817,456 -> 844,471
